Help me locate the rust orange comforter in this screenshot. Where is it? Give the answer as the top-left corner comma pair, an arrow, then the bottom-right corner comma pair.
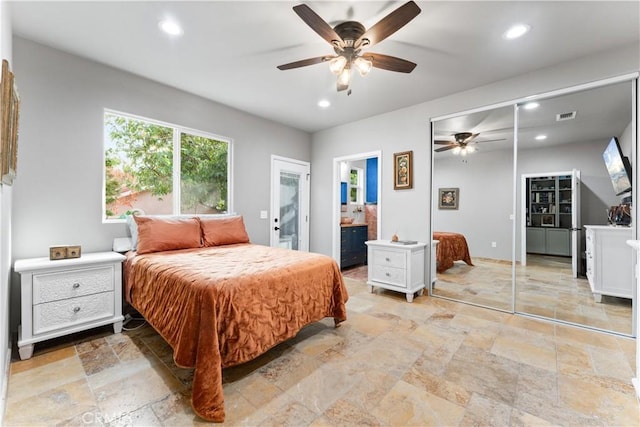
433,232 -> 474,273
124,243 -> 348,422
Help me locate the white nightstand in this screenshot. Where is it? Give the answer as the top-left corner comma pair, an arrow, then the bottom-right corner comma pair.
365,240 -> 427,302
14,251 -> 126,360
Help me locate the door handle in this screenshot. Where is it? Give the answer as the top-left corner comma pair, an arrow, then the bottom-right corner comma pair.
274,226 -> 280,231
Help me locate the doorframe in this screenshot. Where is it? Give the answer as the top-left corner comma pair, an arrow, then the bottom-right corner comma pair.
332,151 -> 382,266
519,170 -> 578,271
270,155 -> 310,251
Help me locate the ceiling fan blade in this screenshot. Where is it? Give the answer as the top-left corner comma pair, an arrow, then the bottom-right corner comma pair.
473,138 -> 507,143
277,56 -> 330,70
366,52 -> 416,73
435,145 -> 456,152
293,4 -> 344,48
356,1 -> 421,48
434,140 -> 452,145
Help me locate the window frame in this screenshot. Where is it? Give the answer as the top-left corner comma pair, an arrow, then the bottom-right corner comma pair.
102,109 -> 234,223
349,167 -> 364,205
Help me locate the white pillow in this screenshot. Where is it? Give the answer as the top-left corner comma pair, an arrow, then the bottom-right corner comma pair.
125,215 -> 139,250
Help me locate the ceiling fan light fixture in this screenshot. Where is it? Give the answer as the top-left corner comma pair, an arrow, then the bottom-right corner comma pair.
337,66 -> 351,87
452,146 -> 462,155
353,56 -> 372,76
329,56 -> 347,75
466,146 -> 476,153
278,2 -> 421,93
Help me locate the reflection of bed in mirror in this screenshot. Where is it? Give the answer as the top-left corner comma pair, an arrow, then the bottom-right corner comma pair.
433,231 -> 474,273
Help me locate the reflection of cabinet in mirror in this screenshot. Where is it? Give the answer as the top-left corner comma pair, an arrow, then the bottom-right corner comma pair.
526,175 -> 574,256
585,225 -> 633,302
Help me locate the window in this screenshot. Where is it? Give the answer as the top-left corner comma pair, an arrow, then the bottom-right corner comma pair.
349,167 -> 363,204
103,111 -> 231,221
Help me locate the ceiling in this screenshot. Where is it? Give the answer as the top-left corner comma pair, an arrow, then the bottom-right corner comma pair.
432,79 -> 634,156
9,1 -> 640,133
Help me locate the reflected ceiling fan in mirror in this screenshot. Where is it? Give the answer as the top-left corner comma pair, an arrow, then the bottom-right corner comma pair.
277,1 -> 421,93
434,132 -> 505,155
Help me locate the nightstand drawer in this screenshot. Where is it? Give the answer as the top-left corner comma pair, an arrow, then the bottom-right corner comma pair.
371,265 -> 406,287
33,291 -> 115,335
33,266 -> 115,304
372,249 -> 405,269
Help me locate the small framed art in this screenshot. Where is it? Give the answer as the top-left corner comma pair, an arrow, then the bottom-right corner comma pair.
438,188 -> 459,209
1,59 -> 19,185
541,214 -> 554,227
393,151 -> 413,190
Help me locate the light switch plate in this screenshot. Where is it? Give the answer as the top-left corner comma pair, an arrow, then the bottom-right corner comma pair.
260,210 -> 268,219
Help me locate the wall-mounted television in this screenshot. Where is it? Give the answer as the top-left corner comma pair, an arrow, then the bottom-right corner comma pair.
602,136 -> 632,196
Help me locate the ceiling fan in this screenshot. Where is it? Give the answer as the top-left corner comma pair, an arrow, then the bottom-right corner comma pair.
277,1 -> 421,93
434,132 -> 505,155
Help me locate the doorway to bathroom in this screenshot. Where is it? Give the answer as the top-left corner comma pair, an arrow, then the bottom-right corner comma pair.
332,151 -> 382,270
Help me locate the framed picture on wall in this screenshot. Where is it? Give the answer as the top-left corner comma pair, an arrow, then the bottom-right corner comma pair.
438,187 -> 459,209
393,150 -> 413,190
1,59 -> 19,186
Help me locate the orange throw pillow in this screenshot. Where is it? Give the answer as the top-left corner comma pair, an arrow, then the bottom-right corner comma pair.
200,215 -> 250,246
134,216 -> 202,254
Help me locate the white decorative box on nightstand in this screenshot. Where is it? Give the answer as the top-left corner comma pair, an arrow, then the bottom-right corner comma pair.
15,251 -> 126,360
365,240 -> 427,302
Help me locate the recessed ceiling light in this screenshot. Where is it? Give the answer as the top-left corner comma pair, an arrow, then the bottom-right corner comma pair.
159,20 -> 183,36
503,24 -> 530,40
317,99 -> 331,108
523,102 -> 539,110
535,134 -> 547,140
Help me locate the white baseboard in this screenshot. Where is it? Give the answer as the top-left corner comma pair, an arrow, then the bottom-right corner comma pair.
0,346 -> 10,423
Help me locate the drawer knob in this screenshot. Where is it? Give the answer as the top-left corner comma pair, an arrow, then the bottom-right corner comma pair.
73,306 -> 81,313
385,272 -> 390,277
385,257 -> 390,262
72,283 -> 80,289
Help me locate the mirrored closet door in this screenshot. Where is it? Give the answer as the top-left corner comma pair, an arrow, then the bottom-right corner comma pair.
431,76 -> 637,336
431,105 -> 515,312
514,79 -> 636,335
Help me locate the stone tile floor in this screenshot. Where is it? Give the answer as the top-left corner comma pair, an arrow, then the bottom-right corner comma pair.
432,255 -> 632,335
3,276 -> 639,426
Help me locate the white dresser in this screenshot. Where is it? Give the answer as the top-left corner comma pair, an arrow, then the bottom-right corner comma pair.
365,240 -> 427,302
626,239 -> 640,399
584,225 -> 634,302
15,251 -> 126,360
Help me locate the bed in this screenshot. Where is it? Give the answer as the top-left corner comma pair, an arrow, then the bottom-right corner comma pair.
433,231 -> 474,273
122,215 -> 348,422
